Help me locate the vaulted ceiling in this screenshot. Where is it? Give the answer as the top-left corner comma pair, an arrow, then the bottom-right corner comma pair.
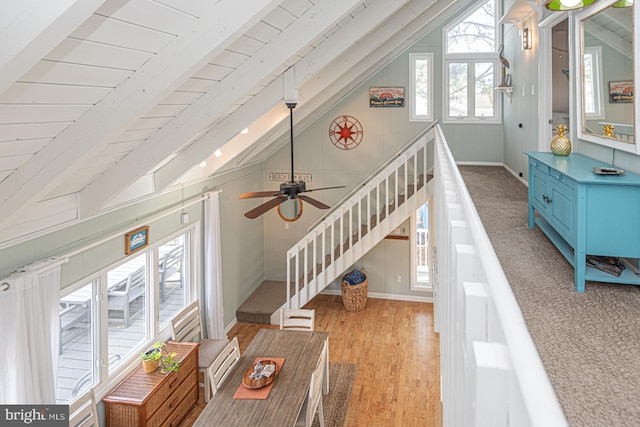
0,0 -> 471,243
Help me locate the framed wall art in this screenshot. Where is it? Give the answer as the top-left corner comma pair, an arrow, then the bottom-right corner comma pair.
369,87 -> 405,107
125,226 -> 149,255
609,81 -> 633,103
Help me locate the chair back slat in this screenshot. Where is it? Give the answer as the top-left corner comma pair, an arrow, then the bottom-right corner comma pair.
170,301 -> 204,342
280,308 -> 315,331
69,390 -> 99,427
208,337 -> 241,394
305,349 -> 326,426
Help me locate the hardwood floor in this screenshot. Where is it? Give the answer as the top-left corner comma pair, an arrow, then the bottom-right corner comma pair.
179,295 -> 440,427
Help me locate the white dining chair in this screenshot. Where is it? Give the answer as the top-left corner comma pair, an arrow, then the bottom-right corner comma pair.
170,300 -> 229,402
280,308 -> 329,394
279,308 -> 315,331
69,389 -> 99,427
207,337 -> 241,395
295,348 -> 326,427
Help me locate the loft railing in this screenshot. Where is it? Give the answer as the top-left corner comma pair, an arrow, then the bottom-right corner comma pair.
284,126 -> 433,310
432,125 -> 567,426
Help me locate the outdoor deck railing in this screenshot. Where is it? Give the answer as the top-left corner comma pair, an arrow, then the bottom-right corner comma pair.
432,125 -> 568,426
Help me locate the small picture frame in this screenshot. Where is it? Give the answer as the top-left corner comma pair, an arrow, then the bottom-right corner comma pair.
609,81 -> 633,103
125,226 -> 149,255
369,87 -> 405,107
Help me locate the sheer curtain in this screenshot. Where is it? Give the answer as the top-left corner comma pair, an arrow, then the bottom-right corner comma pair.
0,259 -> 61,404
203,191 -> 226,339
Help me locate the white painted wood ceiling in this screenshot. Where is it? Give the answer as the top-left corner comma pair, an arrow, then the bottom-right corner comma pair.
0,0 -> 468,243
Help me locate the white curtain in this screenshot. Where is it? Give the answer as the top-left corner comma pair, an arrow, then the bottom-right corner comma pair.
204,191 -> 226,339
0,258 -> 61,404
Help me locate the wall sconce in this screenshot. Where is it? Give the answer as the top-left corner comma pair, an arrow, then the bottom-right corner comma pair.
522,28 -> 532,50
544,0 -> 598,11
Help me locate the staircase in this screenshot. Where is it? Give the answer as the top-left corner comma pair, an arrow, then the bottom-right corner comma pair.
270,126 -> 435,322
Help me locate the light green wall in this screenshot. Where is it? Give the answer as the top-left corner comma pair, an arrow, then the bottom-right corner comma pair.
0,165 -> 265,327
260,9 -> 504,297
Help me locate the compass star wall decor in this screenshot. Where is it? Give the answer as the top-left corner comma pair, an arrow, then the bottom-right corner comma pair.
329,115 -> 363,150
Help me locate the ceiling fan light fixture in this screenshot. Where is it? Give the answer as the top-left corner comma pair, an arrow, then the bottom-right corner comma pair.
544,0 -> 599,10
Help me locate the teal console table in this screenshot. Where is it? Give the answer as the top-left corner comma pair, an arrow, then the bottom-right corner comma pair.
525,152 -> 640,292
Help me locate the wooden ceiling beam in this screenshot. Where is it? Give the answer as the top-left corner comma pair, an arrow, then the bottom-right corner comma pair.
79,0 -> 366,215
153,0 -> 412,191
0,0 -> 280,227
0,0 -> 106,97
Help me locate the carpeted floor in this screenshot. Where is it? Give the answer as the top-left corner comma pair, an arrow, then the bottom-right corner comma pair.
460,165 -> 640,426
312,363 -> 358,427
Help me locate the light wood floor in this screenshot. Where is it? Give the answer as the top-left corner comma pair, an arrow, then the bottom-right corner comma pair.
180,294 -> 440,427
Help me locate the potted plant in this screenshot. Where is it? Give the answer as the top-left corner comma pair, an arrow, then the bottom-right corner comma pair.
139,342 -> 181,374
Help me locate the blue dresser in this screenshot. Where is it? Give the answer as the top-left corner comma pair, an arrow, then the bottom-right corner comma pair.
525,152 -> 640,292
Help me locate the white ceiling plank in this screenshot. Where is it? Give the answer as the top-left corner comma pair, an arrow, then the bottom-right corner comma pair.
0,0 -> 282,227
0,105 -> 91,125
0,138 -> 51,157
153,0 -> 213,18
20,61 -> 132,87
153,0 -> 411,189
0,82 -> 111,104
245,20 -> 282,44
0,0 -> 107,97
80,0 -> 367,213
0,155 -> 32,172
263,6 -> 297,30
95,0 -> 196,36
192,64 -> 234,81
45,38 -> 154,70
0,122 -> 72,142
70,14 -> 176,53
160,91 -> 202,105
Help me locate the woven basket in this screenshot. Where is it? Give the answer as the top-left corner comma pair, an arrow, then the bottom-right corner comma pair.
341,272 -> 368,312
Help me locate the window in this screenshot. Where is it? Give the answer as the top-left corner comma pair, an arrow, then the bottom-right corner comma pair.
410,53 -> 434,121
583,46 -> 604,119
411,202 -> 430,291
56,227 -> 195,404
443,0 -> 501,123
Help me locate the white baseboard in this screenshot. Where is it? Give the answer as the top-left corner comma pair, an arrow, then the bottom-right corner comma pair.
224,318 -> 237,335
321,288 -> 433,303
503,163 -> 528,187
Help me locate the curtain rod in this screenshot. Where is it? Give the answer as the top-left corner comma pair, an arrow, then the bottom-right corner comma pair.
0,191 -> 220,288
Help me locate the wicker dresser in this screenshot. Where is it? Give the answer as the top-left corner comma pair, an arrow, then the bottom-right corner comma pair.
103,341 -> 199,427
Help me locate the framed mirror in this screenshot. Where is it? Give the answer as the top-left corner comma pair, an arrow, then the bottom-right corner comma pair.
277,198 -> 303,222
575,0 -> 638,153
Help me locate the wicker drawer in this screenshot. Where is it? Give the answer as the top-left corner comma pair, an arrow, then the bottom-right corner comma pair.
146,352 -> 196,415
103,341 -> 199,427
147,370 -> 196,426
160,385 -> 198,427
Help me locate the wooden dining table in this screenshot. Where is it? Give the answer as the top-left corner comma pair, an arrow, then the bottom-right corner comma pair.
193,328 -> 329,427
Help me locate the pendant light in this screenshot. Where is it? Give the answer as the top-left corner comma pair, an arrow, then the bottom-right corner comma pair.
545,0 -> 599,10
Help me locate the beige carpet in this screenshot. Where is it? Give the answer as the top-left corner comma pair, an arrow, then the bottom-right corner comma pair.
460,165 -> 640,426
311,363 -> 358,427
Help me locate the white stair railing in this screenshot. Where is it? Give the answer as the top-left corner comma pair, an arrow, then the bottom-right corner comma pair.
282,127 -> 433,312
432,125 -> 567,426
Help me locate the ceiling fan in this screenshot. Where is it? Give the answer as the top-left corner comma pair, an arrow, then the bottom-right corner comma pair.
239,102 -> 345,219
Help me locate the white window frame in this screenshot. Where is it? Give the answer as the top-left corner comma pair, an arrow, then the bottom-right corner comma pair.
410,205 -> 431,291
58,223 -> 200,403
442,0 -> 502,124
583,45 -> 604,120
410,52 -> 435,122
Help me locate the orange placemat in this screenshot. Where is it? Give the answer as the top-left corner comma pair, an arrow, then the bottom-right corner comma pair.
233,357 -> 285,400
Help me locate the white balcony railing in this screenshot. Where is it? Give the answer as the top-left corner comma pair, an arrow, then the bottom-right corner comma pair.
432,125 -> 567,426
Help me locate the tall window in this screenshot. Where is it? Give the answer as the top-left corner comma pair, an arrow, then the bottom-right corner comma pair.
444,0 -> 501,123
411,202 -> 430,291
56,228 -> 195,404
583,46 -> 604,119
410,53 -> 434,122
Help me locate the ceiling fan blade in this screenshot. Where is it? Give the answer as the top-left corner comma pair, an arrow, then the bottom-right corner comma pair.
244,196 -> 287,219
238,190 -> 282,199
298,195 -> 330,210
300,185 -> 346,193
